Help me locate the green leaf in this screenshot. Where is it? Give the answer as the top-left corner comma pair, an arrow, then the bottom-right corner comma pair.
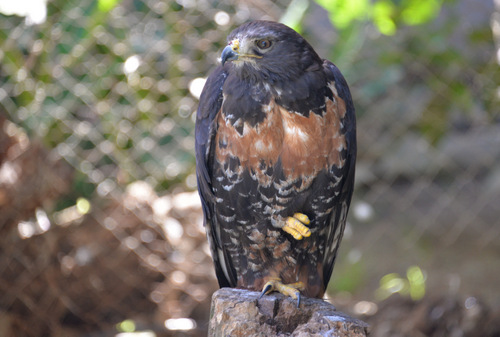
407,265 -> 426,300
401,0 -> 442,26
373,0 -> 396,35
315,0 -> 443,34
116,319 -> 136,332
98,0 -> 123,13
315,0 -> 371,28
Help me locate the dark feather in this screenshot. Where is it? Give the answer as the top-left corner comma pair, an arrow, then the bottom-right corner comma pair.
194,65 -> 236,288
319,60 -> 357,289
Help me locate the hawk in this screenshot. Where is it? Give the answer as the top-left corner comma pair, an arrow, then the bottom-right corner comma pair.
195,20 -> 356,304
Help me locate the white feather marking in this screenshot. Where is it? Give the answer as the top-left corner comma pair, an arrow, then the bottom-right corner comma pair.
255,140 -> 265,151
249,261 -> 260,271
263,104 -> 273,112
327,81 -> 338,98
283,119 -> 309,142
222,184 -> 234,191
217,248 -> 231,282
220,214 -> 236,222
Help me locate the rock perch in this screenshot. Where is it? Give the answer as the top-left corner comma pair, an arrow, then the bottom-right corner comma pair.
209,288 -> 369,336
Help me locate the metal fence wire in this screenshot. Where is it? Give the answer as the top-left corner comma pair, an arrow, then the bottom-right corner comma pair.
0,0 -> 499,336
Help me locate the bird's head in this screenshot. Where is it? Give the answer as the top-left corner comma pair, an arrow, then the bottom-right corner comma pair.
220,21 -> 322,83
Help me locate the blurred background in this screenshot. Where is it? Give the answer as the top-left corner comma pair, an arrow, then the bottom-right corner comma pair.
1,0 -> 499,336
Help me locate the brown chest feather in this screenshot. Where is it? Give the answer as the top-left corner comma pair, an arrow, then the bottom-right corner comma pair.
215,95 -> 347,180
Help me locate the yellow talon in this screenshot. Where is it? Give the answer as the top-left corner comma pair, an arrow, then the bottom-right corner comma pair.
282,213 -> 311,240
260,278 -> 305,306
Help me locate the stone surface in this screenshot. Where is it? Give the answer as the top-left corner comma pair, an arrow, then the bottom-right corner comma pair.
209,288 -> 369,337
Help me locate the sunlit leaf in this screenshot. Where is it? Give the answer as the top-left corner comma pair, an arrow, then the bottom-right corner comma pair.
376,266 -> 427,301
98,0 -> 123,13
116,319 -> 136,332
373,0 -> 396,35
315,0 -> 443,34
407,265 -> 426,300
401,0 -> 442,26
315,0 -> 371,28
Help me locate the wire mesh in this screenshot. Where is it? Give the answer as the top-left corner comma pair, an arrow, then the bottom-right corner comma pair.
0,0 -> 499,336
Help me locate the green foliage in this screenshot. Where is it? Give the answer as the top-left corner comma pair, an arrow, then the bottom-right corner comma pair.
98,0 -> 123,12
375,266 -> 426,301
314,0 -> 443,35
315,0 -> 371,29
116,319 -> 136,333
373,0 -> 397,35
401,0 -> 442,26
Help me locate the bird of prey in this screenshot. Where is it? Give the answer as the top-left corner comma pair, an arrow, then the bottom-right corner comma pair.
195,20 -> 356,304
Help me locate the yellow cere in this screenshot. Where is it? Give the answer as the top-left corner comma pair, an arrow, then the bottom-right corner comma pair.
231,39 -> 239,52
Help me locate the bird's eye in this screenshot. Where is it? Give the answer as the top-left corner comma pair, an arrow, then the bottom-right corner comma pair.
256,39 -> 272,49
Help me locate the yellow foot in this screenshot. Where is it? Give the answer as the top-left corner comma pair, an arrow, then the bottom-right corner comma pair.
259,278 -> 305,307
282,213 -> 311,240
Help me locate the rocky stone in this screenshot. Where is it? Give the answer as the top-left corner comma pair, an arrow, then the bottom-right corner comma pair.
209,288 -> 369,337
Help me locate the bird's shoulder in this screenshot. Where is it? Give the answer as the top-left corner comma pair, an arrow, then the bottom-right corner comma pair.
196,65 -> 228,121
195,65 -> 229,218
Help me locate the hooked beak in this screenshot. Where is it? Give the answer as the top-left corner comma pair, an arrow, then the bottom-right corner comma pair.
221,39 -> 239,65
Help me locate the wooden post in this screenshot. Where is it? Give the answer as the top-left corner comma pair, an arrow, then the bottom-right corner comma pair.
209,288 -> 369,336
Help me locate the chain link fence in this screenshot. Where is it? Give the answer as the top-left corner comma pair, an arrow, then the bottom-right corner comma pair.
1,0 -> 499,336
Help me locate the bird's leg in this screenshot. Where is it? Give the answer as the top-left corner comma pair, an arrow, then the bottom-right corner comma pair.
282,213 -> 311,240
259,277 -> 305,307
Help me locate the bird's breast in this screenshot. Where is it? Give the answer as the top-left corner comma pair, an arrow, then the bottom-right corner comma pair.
215,93 -> 347,182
